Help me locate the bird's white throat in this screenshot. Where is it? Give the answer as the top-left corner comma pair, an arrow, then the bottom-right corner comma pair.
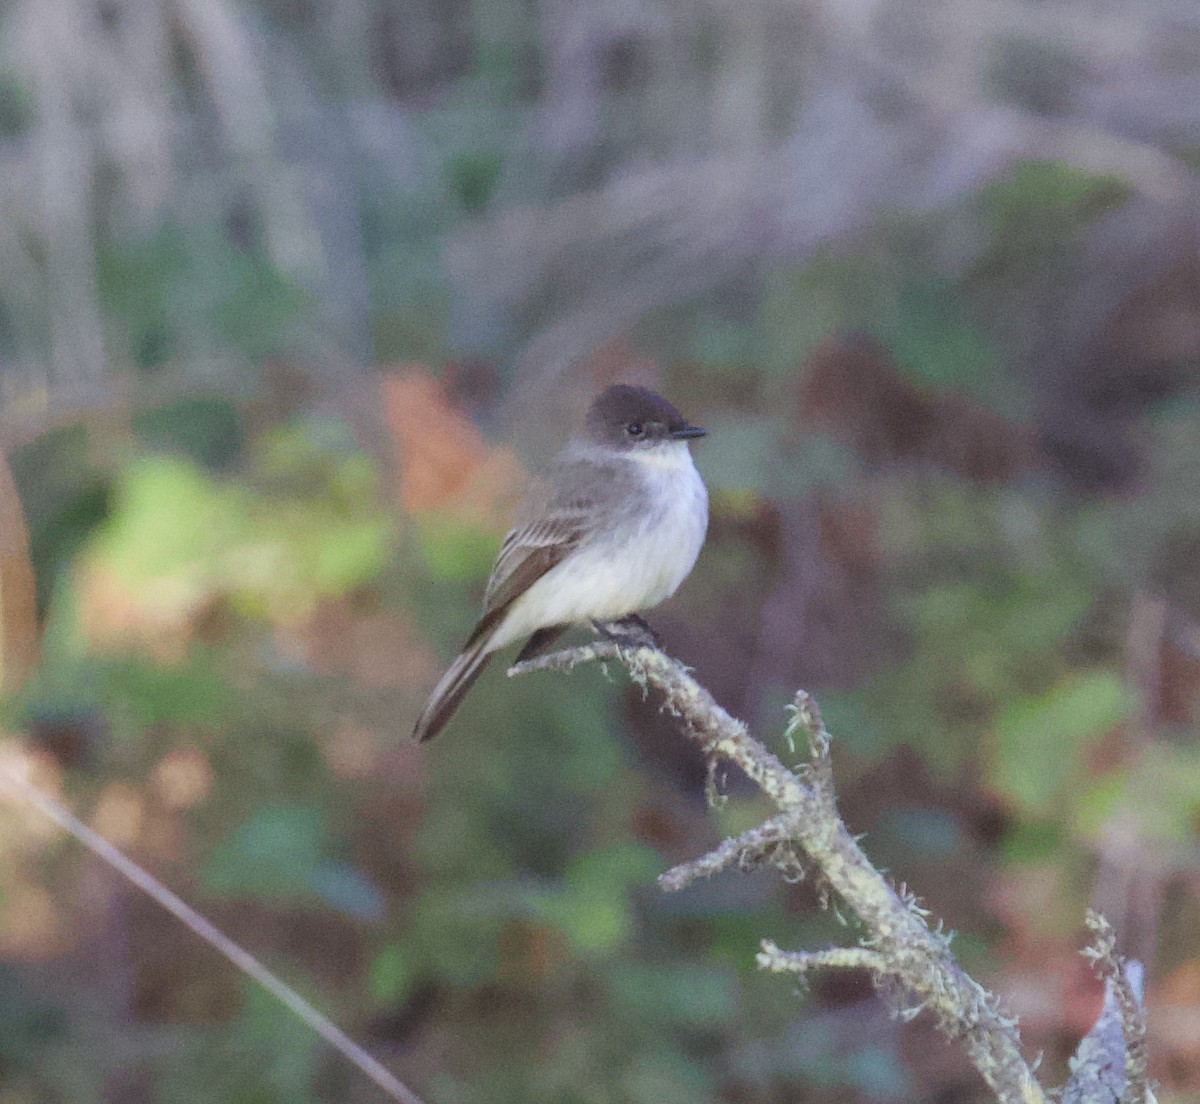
626,440 -> 700,473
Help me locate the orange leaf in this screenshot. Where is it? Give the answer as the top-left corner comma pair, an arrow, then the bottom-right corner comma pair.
381,367 -> 523,527
383,369 -> 489,513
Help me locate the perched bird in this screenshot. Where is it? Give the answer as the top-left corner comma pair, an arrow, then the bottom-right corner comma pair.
412,384 -> 709,742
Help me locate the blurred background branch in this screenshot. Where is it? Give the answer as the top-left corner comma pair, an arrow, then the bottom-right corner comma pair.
0,758 -> 427,1104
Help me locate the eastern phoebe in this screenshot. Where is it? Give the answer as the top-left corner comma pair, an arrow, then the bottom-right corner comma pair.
412,384 -> 708,742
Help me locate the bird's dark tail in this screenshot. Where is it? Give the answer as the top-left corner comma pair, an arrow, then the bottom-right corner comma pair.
411,633 -> 495,743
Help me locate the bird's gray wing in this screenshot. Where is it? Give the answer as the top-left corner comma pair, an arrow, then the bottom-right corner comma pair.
414,469 -> 605,740
462,456 -> 621,650
480,497 -> 592,617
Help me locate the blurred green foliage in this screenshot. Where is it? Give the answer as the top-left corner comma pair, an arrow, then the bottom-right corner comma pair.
991,672 -> 1129,815
88,425 -> 391,620
13,239 -> 1200,1104
2,3 -> 1199,1102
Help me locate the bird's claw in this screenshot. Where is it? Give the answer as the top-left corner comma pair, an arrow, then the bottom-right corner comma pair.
591,615 -> 662,651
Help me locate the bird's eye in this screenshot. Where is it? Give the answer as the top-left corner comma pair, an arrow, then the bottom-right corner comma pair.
626,422 -> 644,438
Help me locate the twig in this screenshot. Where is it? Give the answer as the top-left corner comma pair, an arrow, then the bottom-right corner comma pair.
658,813 -> 801,892
757,939 -> 888,978
0,763 -> 426,1104
788,691 -> 835,799
510,643 -> 1046,1104
1068,912 -> 1154,1104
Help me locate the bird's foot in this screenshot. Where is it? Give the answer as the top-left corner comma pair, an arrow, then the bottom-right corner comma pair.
591,614 -> 662,651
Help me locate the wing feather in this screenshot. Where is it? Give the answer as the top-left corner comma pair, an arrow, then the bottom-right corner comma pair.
463,454 -> 624,645
482,498 -> 591,614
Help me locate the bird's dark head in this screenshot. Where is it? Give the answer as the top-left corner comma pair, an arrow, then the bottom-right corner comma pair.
585,384 -> 706,451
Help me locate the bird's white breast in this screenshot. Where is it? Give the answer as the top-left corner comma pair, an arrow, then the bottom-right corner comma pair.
492,442 -> 708,648
622,442 -> 708,606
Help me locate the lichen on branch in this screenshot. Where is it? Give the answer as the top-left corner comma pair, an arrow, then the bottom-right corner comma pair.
509,641 -> 1143,1104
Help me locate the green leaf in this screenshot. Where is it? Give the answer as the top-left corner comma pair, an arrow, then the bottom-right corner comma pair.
983,161 -> 1130,229
761,254 -> 871,373
237,979 -> 319,1097
1001,819 -> 1063,863
88,427 -> 393,620
1071,773 -> 1126,841
1132,745 -> 1200,843
415,515 -> 501,583
1076,745 -> 1200,845
409,891 -> 502,986
203,804 -> 326,899
890,277 -> 1011,413
307,861 -> 385,921
93,455 -> 239,585
534,892 -> 630,953
990,672 -> 1131,814
132,398 -> 245,470
98,222 -> 306,368
527,845 -> 661,954
369,942 -> 415,1005
606,963 -> 737,1029
844,1045 -> 913,1100
815,691 -> 897,759
623,1051 -> 713,1104
0,965 -> 65,1073
714,797 -> 780,839
877,807 -> 965,857
687,313 -> 762,368
100,654 -> 236,732
444,150 -> 504,213
563,845 -> 659,894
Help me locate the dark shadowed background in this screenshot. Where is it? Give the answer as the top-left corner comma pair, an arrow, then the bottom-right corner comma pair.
1,1 -> 1200,1101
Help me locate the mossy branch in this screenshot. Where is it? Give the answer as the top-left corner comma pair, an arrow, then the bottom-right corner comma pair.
1065,912 -> 1155,1104
510,642 -> 1150,1104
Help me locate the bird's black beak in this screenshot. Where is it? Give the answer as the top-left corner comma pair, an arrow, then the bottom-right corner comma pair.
669,424 -> 707,440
